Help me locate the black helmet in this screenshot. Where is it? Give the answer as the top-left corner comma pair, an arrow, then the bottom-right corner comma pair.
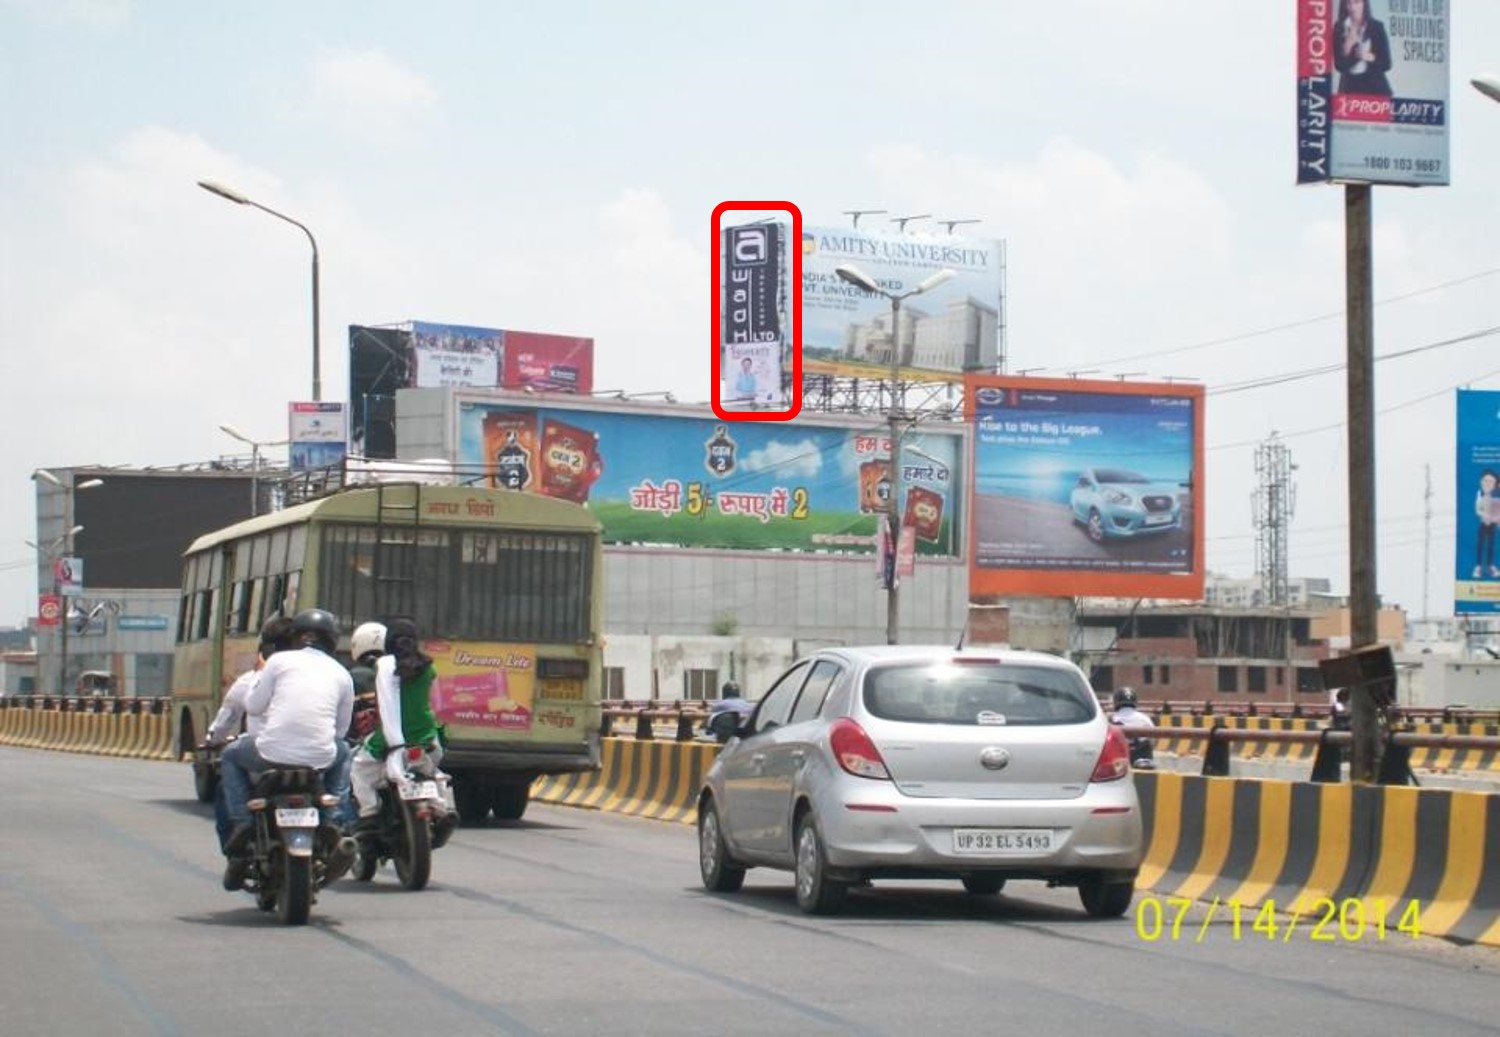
291,608 -> 340,653
1113,687 -> 1137,710
721,681 -> 741,698
258,616 -> 295,659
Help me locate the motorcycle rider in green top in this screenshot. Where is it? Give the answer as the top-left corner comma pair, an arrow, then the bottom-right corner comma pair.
349,618 -> 455,849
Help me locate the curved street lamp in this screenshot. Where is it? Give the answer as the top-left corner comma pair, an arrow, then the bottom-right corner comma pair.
832,264 -> 957,644
197,179 -> 323,401
220,423 -> 289,516
1473,76 -> 1500,104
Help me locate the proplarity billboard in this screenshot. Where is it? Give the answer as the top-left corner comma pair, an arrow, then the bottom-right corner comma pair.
1296,0 -> 1450,186
1455,389 -> 1500,614
454,396 -> 964,557
801,226 -> 1002,375
349,322 -> 595,458
967,376 -> 1205,599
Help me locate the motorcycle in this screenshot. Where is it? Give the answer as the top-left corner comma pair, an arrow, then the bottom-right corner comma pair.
239,765 -> 345,924
1111,720 -> 1157,771
353,749 -> 456,891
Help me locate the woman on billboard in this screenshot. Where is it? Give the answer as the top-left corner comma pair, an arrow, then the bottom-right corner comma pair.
1334,0 -> 1393,96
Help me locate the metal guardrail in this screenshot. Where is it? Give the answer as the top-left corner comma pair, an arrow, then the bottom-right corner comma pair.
0,695 -> 171,715
1136,699 -> 1500,724
1133,723 -> 1500,784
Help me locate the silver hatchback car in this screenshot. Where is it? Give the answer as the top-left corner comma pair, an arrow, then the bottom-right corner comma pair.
697,646 -> 1143,916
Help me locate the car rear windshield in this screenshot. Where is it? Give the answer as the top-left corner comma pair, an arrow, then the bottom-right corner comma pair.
863,662 -> 1097,726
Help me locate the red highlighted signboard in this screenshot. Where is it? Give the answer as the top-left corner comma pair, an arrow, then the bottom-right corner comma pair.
712,201 -> 801,421
38,594 -> 61,627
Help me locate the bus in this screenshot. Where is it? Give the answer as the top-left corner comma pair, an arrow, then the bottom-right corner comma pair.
172,475 -> 604,822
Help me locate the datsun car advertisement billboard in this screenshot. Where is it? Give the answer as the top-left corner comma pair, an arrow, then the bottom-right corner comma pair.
967,375 -> 1204,599
453,396 -> 963,557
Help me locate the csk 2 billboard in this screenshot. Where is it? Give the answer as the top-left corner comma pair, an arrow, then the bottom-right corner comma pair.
452,395 -> 963,557
967,375 -> 1205,599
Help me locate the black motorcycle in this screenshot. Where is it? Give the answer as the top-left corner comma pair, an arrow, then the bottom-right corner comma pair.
238,766 -> 345,924
353,752 -> 455,891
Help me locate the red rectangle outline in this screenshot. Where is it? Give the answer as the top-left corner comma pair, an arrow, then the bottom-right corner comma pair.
963,373 -> 1206,600
711,201 -> 802,421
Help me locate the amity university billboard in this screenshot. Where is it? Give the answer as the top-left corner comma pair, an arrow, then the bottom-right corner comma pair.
967,375 -> 1205,600
801,226 -> 1002,377
452,394 -> 963,559
1297,0 -> 1450,186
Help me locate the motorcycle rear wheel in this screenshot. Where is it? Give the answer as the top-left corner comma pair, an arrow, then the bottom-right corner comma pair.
277,852 -> 312,925
393,804 -> 432,891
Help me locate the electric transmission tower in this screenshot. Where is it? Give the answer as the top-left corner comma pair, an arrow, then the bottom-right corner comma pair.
1252,433 -> 1297,606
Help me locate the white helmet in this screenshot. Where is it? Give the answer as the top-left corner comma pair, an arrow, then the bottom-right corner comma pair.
350,621 -> 386,661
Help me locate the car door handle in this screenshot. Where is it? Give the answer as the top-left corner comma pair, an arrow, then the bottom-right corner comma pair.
751,753 -> 766,768
790,750 -> 806,763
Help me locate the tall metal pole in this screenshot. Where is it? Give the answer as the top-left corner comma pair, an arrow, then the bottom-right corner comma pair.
1345,183 -> 1381,782
887,294 -> 903,645
250,442 -> 261,517
196,182 -> 321,401
310,238 -> 321,402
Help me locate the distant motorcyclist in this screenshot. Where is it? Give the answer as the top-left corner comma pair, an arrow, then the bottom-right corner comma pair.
346,621 -> 384,743
335,620 -> 386,828
218,608 -> 356,890
1110,687 -> 1156,768
704,681 -> 754,743
350,617 -> 455,850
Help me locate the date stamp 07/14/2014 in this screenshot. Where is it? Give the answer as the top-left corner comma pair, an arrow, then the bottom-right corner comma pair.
1135,897 -> 1424,944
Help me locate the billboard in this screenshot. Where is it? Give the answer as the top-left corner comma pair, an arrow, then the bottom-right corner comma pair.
967,375 -> 1205,599
289,401 -> 347,472
801,226 -> 1002,375
70,471 -> 254,588
1455,389 -> 1500,614
454,396 -> 964,556
411,321 -> 502,388
722,223 -> 782,347
1296,0 -> 1450,186
349,322 -> 596,458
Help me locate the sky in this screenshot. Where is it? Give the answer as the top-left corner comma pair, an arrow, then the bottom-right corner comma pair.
3,0 -> 1498,628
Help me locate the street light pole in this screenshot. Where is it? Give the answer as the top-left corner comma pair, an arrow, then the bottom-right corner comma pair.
220,424 -> 288,517
834,264 -> 957,644
197,180 -> 322,401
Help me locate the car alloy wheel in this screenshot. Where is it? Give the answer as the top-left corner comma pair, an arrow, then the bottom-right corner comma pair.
794,815 -> 847,915
699,800 -> 745,893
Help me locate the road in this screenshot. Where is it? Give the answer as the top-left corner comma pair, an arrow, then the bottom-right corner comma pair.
3,746 -> 1499,1036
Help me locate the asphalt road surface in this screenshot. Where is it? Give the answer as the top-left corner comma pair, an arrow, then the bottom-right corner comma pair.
3,746 -> 1498,1036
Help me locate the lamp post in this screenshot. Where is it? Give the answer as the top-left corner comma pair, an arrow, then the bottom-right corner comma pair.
833,264 -> 957,644
197,180 -> 323,401
1473,76 -> 1500,103
219,424 -> 289,516
32,469 -> 101,692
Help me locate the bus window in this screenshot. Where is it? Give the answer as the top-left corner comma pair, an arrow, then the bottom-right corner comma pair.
268,528 -> 289,576
460,531 -> 591,643
286,525 -> 307,572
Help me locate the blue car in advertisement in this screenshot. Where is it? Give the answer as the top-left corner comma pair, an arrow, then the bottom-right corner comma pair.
1069,467 -> 1181,543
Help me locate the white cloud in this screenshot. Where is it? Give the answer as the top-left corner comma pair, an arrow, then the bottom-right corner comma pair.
308,48 -> 438,140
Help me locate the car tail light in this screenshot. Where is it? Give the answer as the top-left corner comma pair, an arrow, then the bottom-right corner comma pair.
1090,726 -> 1130,783
829,718 -> 891,780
